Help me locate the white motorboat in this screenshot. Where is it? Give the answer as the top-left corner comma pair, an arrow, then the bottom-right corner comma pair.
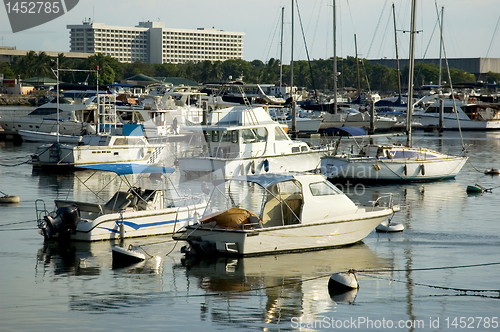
0,97 -> 97,135
173,172 -> 399,256
319,109 -> 397,132
320,0 -> 468,182
31,124 -> 166,169
413,99 -> 500,130
177,106 -> 331,179
36,163 -> 206,241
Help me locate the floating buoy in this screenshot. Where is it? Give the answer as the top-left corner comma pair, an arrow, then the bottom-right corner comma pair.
466,184 -> 491,193
0,195 -> 20,204
485,168 -> 500,175
376,220 -> 404,232
328,271 -> 359,297
112,245 -> 146,268
330,288 -> 358,303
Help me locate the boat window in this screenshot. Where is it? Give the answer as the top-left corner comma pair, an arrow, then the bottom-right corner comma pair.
309,181 -> 342,196
241,129 -> 256,143
301,145 -> 308,152
275,126 -> 289,141
425,106 -> 455,114
292,147 -> 300,153
231,130 -> 238,143
254,127 -> 268,142
212,130 -> 220,142
28,107 -> 58,116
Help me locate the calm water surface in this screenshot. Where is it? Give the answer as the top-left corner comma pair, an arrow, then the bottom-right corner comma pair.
1,125 -> 500,331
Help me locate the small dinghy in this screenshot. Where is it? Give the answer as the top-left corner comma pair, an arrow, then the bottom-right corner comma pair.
376,220 -> 404,232
485,168 -> 500,175
0,191 -> 20,204
466,184 -> 491,194
112,245 -> 146,268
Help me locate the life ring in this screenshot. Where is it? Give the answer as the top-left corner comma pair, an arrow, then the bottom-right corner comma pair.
0,195 -> 20,204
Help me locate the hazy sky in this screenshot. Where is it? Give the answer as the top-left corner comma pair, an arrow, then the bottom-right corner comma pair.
1,0 -> 499,63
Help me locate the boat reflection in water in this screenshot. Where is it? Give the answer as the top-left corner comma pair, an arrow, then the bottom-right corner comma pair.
36,239 -> 163,276
179,243 -> 392,328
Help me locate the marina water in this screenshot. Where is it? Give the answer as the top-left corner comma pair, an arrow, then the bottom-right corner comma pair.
1,123 -> 500,331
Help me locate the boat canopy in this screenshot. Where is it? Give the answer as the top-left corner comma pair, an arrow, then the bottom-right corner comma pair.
214,173 -> 296,189
76,163 -> 175,175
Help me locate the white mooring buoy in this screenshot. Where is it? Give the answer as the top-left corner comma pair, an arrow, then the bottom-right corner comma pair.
328,271 -> 359,298
376,220 -> 404,232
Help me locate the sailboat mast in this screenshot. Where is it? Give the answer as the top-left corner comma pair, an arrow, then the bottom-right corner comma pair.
438,6 -> 444,87
406,0 -> 417,148
392,3 -> 402,98
332,0 -> 337,114
290,0 -> 296,135
280,6 -> 284,89
354,34 -> 361,101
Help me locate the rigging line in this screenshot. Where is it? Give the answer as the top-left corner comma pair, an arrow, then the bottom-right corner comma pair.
486,14 -> 500,58
359,273 -> 500,295
0,219 -> 37,227
433,3 -> 465,150
366,0 -> 388,59
262,7 -> 282,62
295,0 -> 320,103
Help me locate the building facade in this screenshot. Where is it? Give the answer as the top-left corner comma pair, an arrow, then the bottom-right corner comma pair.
67,20 -> 245,64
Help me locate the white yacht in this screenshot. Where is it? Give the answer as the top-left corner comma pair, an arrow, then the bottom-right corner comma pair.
413,99 -> 500,130
0,97 -> 97,135
177,106 -> 332,179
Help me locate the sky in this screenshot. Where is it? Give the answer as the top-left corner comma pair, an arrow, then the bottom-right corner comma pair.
1,0 -> 500,63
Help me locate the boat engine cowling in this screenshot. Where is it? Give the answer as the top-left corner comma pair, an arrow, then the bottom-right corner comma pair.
39,204 -> 81,240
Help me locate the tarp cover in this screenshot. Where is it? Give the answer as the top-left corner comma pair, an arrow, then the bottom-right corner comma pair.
76,163 -> 175,175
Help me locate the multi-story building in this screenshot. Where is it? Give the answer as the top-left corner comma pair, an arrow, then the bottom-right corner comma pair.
67,20 -> 245,64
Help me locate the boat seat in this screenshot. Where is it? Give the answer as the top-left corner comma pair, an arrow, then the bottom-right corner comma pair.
103,191 -> 135,212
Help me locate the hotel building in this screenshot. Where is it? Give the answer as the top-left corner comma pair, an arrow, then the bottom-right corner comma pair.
67,20 -> 245,64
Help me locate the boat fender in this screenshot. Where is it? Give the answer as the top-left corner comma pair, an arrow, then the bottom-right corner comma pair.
373,164 -> 381,171
485,168 -> 500,175
403,165 -> 408,176
138,148 -> 145,159
251,161 -> 256,174
420,164 -> 425,175
263,159 -> 269,172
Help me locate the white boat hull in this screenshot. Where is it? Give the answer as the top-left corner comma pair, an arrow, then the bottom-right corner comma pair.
32,142 -> 165,167
179,209 -> 391,256
321,154 -> 468,181
19,130 -> 82,144
71,204 -> 206,241
178,150 -> 326,179
413,114 -> 500,130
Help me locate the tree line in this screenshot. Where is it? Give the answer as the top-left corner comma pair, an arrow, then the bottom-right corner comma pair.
1,51 -> 496,94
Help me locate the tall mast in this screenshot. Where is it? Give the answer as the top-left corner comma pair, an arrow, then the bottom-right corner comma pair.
290,0 -> 296,135
280,6 -> 284,89
406,0 -> 417,148
438,6 -> 444,87
392,3 -> 402,98
332,0 -> 337,114
354,34 -> 361,101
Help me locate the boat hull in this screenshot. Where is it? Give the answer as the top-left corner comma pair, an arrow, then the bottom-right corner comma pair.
178,150 -> 326,179
179,209 -> 391,256
321,155 -> 468,182
413,115 -> 500,130
72,204 -> 206,241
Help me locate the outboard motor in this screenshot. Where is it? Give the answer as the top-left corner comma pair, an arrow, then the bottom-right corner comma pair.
38,204 -> 81,240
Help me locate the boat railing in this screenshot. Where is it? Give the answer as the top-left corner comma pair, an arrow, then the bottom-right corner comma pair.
368,193 -> 401,212
35,199 -> 49,222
